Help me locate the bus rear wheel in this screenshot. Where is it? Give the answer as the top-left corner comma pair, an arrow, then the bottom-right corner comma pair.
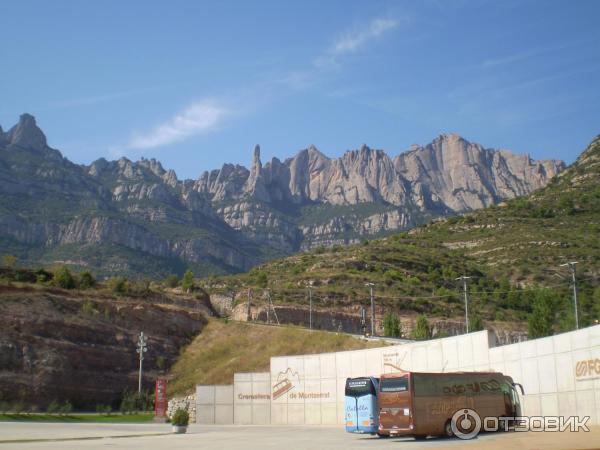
444,420 -> 454,437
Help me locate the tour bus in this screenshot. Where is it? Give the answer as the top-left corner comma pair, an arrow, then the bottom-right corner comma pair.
378,370 -> 524,439
345,377 -> 380,434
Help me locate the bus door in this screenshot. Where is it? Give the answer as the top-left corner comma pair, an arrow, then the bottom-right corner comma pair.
511,383 -> 524,417
379,375 -> 411,432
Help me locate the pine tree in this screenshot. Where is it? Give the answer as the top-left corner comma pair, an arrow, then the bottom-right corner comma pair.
383,313 -> 401,337
528,289 -> 557,338
411,314 -> 431,340
181,270 -> 195,293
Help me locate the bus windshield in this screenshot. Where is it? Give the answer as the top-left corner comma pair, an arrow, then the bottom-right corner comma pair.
345,378 -> 376,397
380,376 -> 408,393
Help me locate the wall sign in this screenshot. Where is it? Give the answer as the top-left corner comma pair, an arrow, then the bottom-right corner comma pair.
575,358 -> 600,381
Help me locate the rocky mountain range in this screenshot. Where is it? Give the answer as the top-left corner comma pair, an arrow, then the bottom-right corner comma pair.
0,114 -> 564,277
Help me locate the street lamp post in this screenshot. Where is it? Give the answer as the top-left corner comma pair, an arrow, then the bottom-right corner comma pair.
365,283 -> 375,336
136,331 -> 148,394
456,276 -> 471,333
307,281 -> 314,330
560,262 -> 579,330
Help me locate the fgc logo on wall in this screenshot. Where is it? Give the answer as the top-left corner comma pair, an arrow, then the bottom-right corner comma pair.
450,409 -> 590,440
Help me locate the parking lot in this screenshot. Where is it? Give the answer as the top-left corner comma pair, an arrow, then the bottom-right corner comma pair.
1,423 -> 599,450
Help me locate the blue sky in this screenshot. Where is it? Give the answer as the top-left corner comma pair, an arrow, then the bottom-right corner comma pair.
1,0 -> 599,179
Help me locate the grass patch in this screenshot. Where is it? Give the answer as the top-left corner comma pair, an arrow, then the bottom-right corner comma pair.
168,319 -> 384,397
0,413 -> 154,423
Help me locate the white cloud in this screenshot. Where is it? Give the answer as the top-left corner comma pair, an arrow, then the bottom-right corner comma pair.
315,17 -> 399,67
127,100 -> 228,150
333,18 -> 398,54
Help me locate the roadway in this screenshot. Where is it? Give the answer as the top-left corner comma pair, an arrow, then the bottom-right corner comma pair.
0,423 -> 598,450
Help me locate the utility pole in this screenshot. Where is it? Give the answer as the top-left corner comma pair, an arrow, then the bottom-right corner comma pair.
247,288 -> 252,321
365,282 -> 375,336
560,262 -> 579,330
307,281 -> 314,330
456,276 -> 471,333
360,306 -> 366,336
309,287 -> 312,330
266,289 -> 270,324
136,331 -> 148,394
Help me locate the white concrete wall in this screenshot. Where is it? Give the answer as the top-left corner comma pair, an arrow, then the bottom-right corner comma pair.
270,330 -> 494,425
195,385 -> 234,424
196,325 -> 600,426
487,325 -> 600,423
234,372 -> 271,425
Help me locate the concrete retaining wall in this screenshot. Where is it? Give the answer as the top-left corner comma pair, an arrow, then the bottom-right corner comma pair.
234,372 -> 271,424
270,329 -> 494,425
196,385 -> 234,424
195,325 -> 600,426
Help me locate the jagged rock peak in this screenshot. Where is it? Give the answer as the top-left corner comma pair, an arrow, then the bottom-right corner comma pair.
88,157 -> 110,176
252,144 -> 262,167
163,169 -> 178,187
7,113 -> 48,150
137,157 -> 166,177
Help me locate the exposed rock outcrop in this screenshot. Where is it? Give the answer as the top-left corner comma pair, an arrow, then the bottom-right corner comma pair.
0,285 -> 209,409
0,114 -> 564,277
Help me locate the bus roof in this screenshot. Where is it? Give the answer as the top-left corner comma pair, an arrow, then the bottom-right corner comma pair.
380,370 -> 505,378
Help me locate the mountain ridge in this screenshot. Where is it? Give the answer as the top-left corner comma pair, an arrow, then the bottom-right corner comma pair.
0,113 -> 564,277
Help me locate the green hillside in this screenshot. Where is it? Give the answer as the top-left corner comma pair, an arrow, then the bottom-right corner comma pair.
203,135 -> 600,331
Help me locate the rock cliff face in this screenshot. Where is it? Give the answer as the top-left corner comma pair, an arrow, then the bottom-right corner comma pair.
0,284 -> 209,409
0,114 -> 564,276
227,302 -> 526,345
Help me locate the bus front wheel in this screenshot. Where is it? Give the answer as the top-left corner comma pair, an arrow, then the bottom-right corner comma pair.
444,420 -> 454,437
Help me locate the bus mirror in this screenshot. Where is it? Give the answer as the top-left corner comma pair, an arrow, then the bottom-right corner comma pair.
513,382 -> 524,395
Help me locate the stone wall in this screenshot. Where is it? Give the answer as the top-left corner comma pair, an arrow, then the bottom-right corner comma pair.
167,393 -> 196,424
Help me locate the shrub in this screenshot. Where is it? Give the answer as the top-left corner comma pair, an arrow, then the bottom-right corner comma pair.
164,274 -> 179,288
59,400 -> 73,415
130,279 -> 151,295
181,270 -> 195,293
53,266 -> 76,289
171,408 -> 189,426
254,270 -> 268,288
81,299 -> 95,315
46,400 -> 61,414
79,270 -> 96,289
120,390 -> 154,414
109,277 -> 128,294
469,313 -> 484,332
35,268 -> 53,283
1,254 -> 17,268
95,404 -> 112,415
